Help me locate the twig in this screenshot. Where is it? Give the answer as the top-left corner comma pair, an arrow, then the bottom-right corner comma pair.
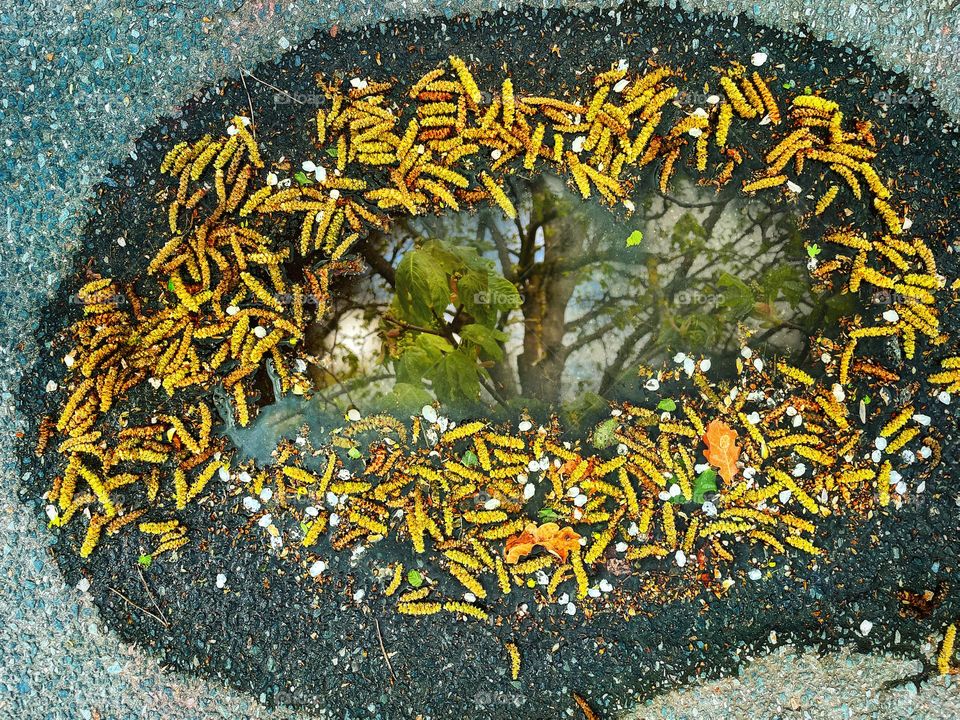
136,565 -> 169,627
238,64 -> 256,140
374,618 -> 397,685
108,586 -> 169,627
241,68 -> 304,105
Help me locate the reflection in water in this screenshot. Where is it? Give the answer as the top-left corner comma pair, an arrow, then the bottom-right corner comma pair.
297,173 -> 843,420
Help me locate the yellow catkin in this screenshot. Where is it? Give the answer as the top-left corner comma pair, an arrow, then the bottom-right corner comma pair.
505,642 -> 521,679
443,601 -> 488,621
384,564 -> 404,596
398,601 -> 442,616
570,546 -> 589,599
938,623 -> 957,675
448,55 -> 481,104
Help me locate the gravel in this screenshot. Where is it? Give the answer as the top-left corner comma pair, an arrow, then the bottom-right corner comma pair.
1,1 -> 958,718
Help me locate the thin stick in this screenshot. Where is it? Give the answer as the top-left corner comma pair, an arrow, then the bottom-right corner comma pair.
374,618 -> 397,685
108,586 -> 169,627
238,64 -> 257,140
242,68 -> 305,105
136,565 -> 169,626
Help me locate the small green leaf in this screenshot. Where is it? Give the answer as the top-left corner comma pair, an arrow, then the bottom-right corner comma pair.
167,279 -> 174,292
667,495 -> 687,504
137,554 -> 153,569
325,147 -> 339,158
293,170 -> 313,186
538,507 -> 559,522
347,447 -> 362,459
863,394 -> 871,404
626,229 -> 644,247
692,469 -> 719,504
657,398 -> 677,412
806,243 -> 822,258
592,418 -> 619,449
407,569 -> 423,588
462,450 -> 479,467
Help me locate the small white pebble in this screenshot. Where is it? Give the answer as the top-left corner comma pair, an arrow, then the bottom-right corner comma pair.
464,592 -> 477,603
613,78 -> 629,93
421,405 -> 438,423
748,569 -> 762,581
786,180 -> 802,193
644,378 -> 660,391
63,355 -> 75,368
675,550 -> 687,567
937,391 -> 951,405
565,602 -> 577,616
588,587 -> 601,598
302,160 -> 317,172
883,309 -> 900,323
216,573 -> 227,589
259,488 -> 273,502
912,414 -> 931,426
309,560 -> 326,577
76,578 -> 91,593
875,437 -> 888,451
860,619 -> 874,636
258,514 -> 273,528
699,358 -> 712,372
253,325 -> 267,339
45,380 -> 58,392
599,579 -> 613,593
347,408 -> 361,422
751,51 -> 768,66
242,497 -> 261,513
484,497 -> 501,510
523,483 -> 536,500
518,420 -> 533,432
353,589 -> 366,602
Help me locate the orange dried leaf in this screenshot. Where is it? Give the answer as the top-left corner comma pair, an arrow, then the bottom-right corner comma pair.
504,522 -> 582,564
703,419 -> 741,483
